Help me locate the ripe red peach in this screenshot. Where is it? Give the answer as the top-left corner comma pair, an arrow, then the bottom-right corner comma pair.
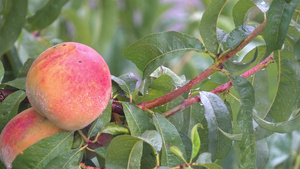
0,108 -> 64,169
26,42 -> 111,131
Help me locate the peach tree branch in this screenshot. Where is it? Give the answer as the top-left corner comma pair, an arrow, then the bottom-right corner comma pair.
138,19 -> 267,110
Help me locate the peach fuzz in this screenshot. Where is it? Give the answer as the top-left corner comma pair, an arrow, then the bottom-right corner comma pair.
26,42 -> 111,131
0,108 -> 64,169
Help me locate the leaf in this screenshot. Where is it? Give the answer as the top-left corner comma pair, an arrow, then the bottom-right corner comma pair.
218,127 -> 242,141
232,0 -> 256,26
170,146 -> 184,159
0,61 -> 4,83
27,0 -> 69,30
224,25 -> 258,50
195,153 -> 223,169
150,66 -> 186,86
44,149 -> 83,168
199,0 -> 227,54
200,91 -> 232,159
100,122 -> 130,136
111,73 -> 138,99
253,109 -> 300,133
123,31 -> 205,78
0,0 -> 27,56
106,135 -> 143,169
294,39 -> 300,61
122,102 -> 155,136
17,58 -> 35,78
224,46 -> 258,73
264,0 -> 299,57
181,103 -> 205,137
0,90 -> 26,131
3,77 -> 26,90
139,130 -> 162,153
266,56 -> 300,122
13,132 -> 74,169
153,113 -> 186,167
88,100 -> 112,138
232,76 -> 256,169
190,124 -> 203,162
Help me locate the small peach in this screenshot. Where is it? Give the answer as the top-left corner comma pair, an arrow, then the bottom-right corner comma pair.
0,108 -> 64,169
26,42 -> 112,131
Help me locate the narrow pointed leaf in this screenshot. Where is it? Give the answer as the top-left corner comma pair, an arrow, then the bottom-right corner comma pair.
199,0 -> 227,54
224,25 -> 258,50
0,90 -> 26,131
27,0 -> 69,30
13,132 -> 74,169
266,55 -> 300,122
264,0 -> 299,57
253,109 -> 300,133
190,124 -> 203,161
170,146 -> 184,159
106,135 -> 143,169
232,0 -> 256,26
200,91 -> 232,159
123,31 -> 205,78
294,39 -> 300,61
153,113 -> 186,167
3,77 -> 26,90
0,61 -> 4,82
139,130 -> 162,153
122,102 -> 155,136
88,100 -> 112,138
0,0 -> 27,56
111,73 -> 138,97
101,122 -> 130,136
232,76 -> 256,169
218,127 -> 242,141
44,149 -> 83,168
181,103 -> 205,137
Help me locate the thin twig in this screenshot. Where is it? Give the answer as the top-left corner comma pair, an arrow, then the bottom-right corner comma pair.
163,54 -> 274,118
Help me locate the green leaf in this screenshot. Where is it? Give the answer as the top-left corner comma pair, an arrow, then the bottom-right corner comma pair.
264,0 -> 299,57
44,149 -> 83,168
253,109 -> 300,133
170,146 -> 184,159
190,124 -> 203,162
88,100 -> 112,138
123,31 -> 205,78
111,73 -> 138,99
122,102 -> 155,136
224,25 -> 258,50
0,90 -> 26,131
153,113 -> 186,167
27,0 -> 69,30
13,132 -> 74,169
266,56 -> 300,122
181,103 -> 205,137
294,39 -> 300,61
3,77 -> 26,90
200,91 -> 232,159
106,135 -> 143,169
139,130 -> 162,153
17,58 -> 35,78
0,0 -> 27,56
100,122 -> 130,136
0,61 -> 4,83
199,0 -> 227,54
218,127 -> 242,141
18,30 -> 50,60
232,0 -> 256,26
232,76 -> 256,169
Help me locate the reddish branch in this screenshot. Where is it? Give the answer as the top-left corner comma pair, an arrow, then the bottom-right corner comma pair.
138,19 -> 267,110
163,54 -> 274,118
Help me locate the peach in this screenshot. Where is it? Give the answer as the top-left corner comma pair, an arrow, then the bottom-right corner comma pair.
26,42 -> 111,131
0,108 -> 64,169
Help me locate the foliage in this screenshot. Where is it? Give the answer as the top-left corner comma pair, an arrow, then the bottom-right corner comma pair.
1,0 -> 300,169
